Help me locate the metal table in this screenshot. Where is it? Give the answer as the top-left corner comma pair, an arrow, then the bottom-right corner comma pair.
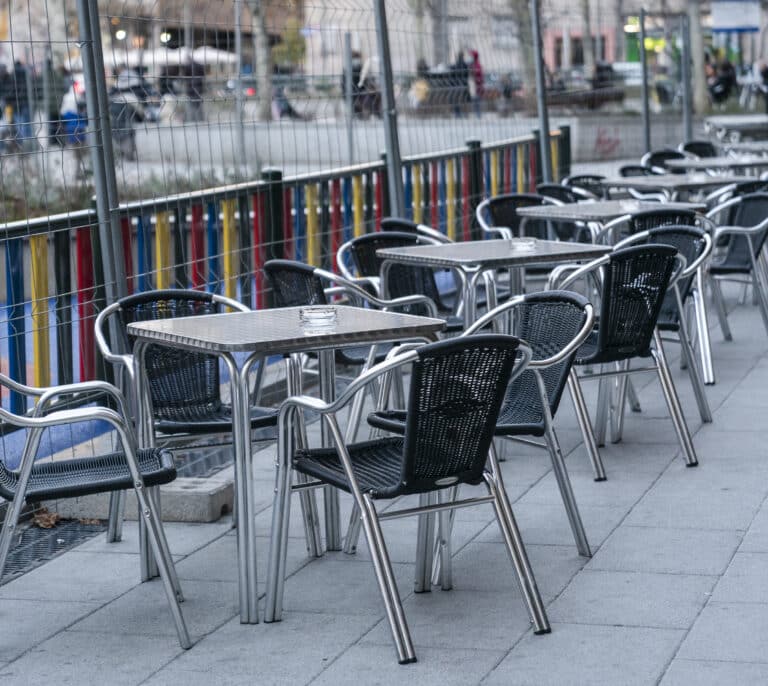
601,174 -> 746,200
516,199 -> 706,224
704,114 -> 768,141
664,156 -> 768,173
128,305 -> 445,624
378,239 -> 610,324
723,141 -> 768,155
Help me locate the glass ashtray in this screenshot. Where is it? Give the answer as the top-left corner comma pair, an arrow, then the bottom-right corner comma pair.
509,237 -> 538,252
299,306 -> 337,328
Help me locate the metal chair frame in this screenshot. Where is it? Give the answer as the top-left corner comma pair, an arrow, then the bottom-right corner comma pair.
264,337 -> 551,664
0,375 -> 191,649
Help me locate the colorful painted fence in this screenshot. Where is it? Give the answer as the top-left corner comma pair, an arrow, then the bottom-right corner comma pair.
0,128 -> 569,419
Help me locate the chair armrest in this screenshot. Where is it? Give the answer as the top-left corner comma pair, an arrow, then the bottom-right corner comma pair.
713,218 -> 768,241
314,267 -> 439,317
484,226 -> 513,240
34,380 -> 131,421
706,195 -> 742,223
593,214 -> 632,245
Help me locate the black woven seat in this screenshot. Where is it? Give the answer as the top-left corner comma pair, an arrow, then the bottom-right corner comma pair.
266,335 -> 552,663
115,290 -> 277,435
626,208 -> 698,234
0,447 -> 176,501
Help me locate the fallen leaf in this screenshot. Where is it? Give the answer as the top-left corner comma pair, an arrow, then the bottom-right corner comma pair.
32,508 -> 62,529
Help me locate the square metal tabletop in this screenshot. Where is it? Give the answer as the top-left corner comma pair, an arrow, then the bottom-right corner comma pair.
664,156 -> 768,171
516,199 -> 706,223
127,305 -> 446,354
704,114 -> 768,132
377,238 -> 610,269
601,174 -> 746,192
725,141 -> 768,154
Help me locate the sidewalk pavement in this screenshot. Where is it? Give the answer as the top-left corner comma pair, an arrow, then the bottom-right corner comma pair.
2,283 -> 768,685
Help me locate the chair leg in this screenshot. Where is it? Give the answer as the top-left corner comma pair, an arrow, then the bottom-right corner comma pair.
139,487 -> 161,581
133,482 -> 192,649
626,378 -> 642,412
414,492 -> 435,593
609,360 -> 629,444
710,278 -> 733,341
545,426 -> 591,557
0,495 -> 26,582
437,490 -> 453,590
692,277 -> 715,384
567,370 -> 607,481
360,493 -> 417,664
750,255 -> 768,336
594,367 -> 610,448
106,490 -> 125,543
482,472 -> 551,635
652,331 -> 699,468
677,312 -> 713,424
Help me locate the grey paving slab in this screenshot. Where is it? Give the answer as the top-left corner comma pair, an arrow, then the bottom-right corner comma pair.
549,570 -> 716,629
566,441 -> 677,476
364,589 -> 532,650
69,579 -> 238,640
0,629 -> 183,686
311,643 -> 504,686
739,502 -> 768,552
0,550 -> 142,603
484,623 -> 684,686
693,428 -> 768,458
710,552 -> 768,603
477,501 -> 627,549
0,598 -> 100,662
146,613 -> 380,685
451,542 -> 587,602
660,658 -> 768,685
76,518 -> 233,557
281,557 -> 416,616
678,602 -> 768,663
587,526 -> 741,576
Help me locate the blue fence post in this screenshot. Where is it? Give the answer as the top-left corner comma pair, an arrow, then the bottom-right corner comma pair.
5,238 -> 26,414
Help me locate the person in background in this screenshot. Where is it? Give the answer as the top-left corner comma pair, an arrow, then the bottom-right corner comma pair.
10,60 -> 31,145
451,51 -> 469,118
468,49 -> 484,118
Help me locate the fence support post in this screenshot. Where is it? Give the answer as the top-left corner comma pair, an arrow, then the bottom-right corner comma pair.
373,0 -> 405,216
530,0 -> 552,184
681,14 -> 694,144
78,0 -> 127,306
466,140 -> 483,241
263,168 -> 284,306
559,124 -> 572,180
640,8 -> 652,155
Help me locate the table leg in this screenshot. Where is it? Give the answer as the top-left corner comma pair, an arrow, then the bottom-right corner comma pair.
693,272 -> 715,385
224,354 -> 259,624
318,349 -> 342,551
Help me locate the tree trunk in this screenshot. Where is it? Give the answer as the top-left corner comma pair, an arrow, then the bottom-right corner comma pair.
247,0 -> 272,121
688,2 -> 709,114
614,0 -> 624,62
581,0 -> 595,79
510,0 -> 537,111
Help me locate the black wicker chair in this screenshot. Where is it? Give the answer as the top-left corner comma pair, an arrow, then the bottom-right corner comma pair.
475,192 -> 558,240
641,148 -> 687,174
614,226 -> 714,425
597,207 -> 700,244
97,290 -> 277,438
336,231 -> 464,332
680,140 -> 718,158
363,291 -> 597,560
0,376 -> 191,648
705,192 -> 768,339
549,245 -> 699,480
536,183 -> 596,203
619,164 -> 659,177
562,174 -> 609,199
264,335 -> 550,664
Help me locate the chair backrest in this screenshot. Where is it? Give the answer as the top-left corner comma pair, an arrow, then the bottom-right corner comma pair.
118,290 -> 226,421
381,217 -> 420,233
562,174 -> 607,198
536,183 -> 580,203
641,148 -> 686,174
480,192 -> 552,239
400,335 -> 527,491
620,226 -> 709,326
348,231 -> 445,313
595,244 -> 679,361
626,208 -> 699,234
619,164 -> 657,177
681,140 -> 718,158
263,259 -> 328,308
718,192 -> 768,267
504,291 -> 591,417
730,179 -> 768,199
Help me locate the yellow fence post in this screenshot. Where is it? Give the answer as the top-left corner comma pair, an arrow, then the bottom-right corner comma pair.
221,199 -> 237,299
29,234 -> 50,388
155,211 -> 171,290
413,163 -> 423,224
305,184 -> 320,266
490,150 -> 499,197
446,158 -> 456,241
352,175 -> 364,237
